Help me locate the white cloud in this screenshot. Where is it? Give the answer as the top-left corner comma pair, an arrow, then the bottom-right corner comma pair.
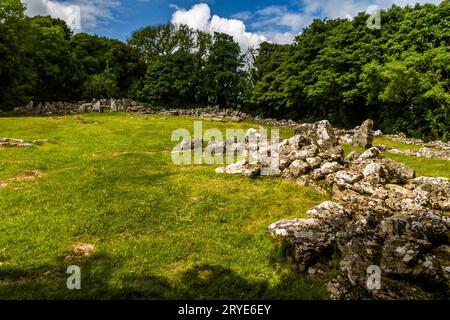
257,5 -> 287,16
259,31 -> 296,45
250,0 -> 444,43
22,0 -> 120,31
230,11 -> 253,21
171,3 -> 268,51
21,0 -> 445,45
171,3 -> 211,32
279,13 -> 305,30
291,0 -> 444,26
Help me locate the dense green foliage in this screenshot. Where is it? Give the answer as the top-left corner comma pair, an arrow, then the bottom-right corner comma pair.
129,26 -> 244,107
1,0 -> 449,140
249,1 -> 450,140
0,0 -> 145,108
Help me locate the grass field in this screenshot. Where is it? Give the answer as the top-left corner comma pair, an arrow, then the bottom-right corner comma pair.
0,113 -> 332,299
0,113 -> 448,299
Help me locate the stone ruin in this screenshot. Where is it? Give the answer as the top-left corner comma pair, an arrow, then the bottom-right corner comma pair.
208,120 -> 450,299
9,102 -> 300,128
151,106 -> 300,128
7,101 -> 450,160
12,99 -> 146,116
335,120 -> 450,160
380,134 -> 450,161
155,106 -> 252,123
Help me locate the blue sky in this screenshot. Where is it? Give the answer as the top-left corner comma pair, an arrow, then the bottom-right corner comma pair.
22,0 -> 444,46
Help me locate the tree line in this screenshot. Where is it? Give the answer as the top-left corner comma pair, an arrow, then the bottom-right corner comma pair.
1,0 -> 449,140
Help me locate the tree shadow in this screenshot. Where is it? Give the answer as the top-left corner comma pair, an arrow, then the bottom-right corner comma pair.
0,252 -> 328,300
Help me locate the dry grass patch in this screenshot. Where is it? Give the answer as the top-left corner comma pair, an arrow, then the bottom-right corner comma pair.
0,170 -> 46,188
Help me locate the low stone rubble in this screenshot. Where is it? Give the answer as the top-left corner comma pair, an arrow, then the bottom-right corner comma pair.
0,138 -> 33,147
11,102 -> 303,128
9,102 -> 450,160
150,106 -> 301,127
336,122 -> 450,160
2,102 -> 449,298
384,146 -> 450,161
152,106 -> 251,123
214,120 -> 347,184
12,99 -> 146,116
254,117 -> 299,128
378,134 -> 450,160
211,120 -> 449,299
385,134 -> 450,150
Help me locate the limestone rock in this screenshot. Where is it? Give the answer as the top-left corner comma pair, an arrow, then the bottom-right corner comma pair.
0,138 -> 33,147
295,120 -> 339,151
352,119 -> 374,148
222,161 -> 261,178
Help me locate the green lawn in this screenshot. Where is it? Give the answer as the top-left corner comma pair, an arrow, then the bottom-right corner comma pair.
0,113 -> 331,299
1,114 -> 448,299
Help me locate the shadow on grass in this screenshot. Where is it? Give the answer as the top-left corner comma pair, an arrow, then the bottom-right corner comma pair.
0,252 -> 329,300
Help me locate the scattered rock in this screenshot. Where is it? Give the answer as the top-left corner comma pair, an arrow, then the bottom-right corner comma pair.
257,122 -> 449,300
374,130 -> 383,137
65,243 -> 95,260
0,138 -> 33,147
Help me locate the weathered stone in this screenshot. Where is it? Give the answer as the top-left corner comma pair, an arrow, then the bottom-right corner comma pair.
319,162 -> 344,176
318,146 -> 345,163
345,151 -> 361,162
222,161 -> 261,178
267,217 -> 335,272
355,147 -> 381,162
294,145 -> 319,160
352,119 -> 374,148
411,183 -> 450,210
306,201 -> 351,229
295,120 -> 339,151
381,158 -> 416,184
305,157 -> 322,169
287,160 -> 310,178
193,120 -> 450,299
335,170 -> 363,187
0,138 -> 33,147
374,130 -> 383,137
173,138 -> 204,152
288,134 -> 309,150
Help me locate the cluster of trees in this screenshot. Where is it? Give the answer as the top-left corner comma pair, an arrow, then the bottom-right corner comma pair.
0,0 -> 144,108
1,0 -> 449,140
127,25 -> 244,107
248,1 -> 450,140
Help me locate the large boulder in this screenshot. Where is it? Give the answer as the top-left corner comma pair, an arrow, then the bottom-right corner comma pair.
295,120 -> 339,151
352,119 -> 374,148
